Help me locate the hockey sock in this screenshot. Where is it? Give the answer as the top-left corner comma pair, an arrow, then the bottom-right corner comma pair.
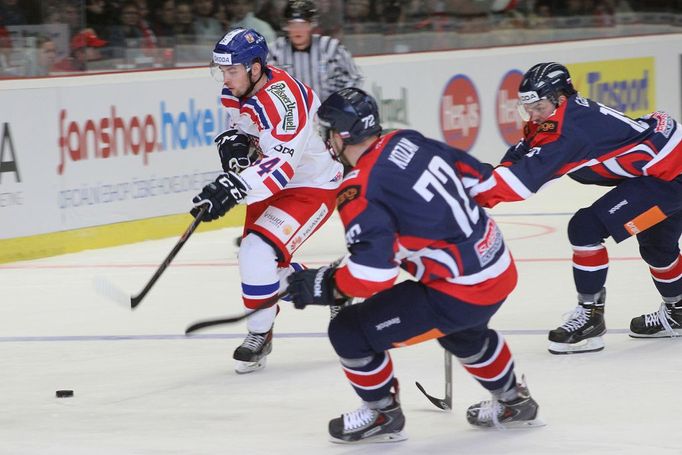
458,330 -> 517,394
340,352 -> 395,403
649,255 -> 682,299
572,243 -> 609,295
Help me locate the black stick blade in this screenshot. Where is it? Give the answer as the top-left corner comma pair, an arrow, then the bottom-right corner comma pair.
415,381 -> 451,410
185,314 -> 249,334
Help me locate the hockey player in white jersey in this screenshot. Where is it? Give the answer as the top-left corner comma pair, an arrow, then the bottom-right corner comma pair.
191,28 -> 344,373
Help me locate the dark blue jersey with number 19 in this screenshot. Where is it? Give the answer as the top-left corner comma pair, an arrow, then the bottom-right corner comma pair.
333,129 -> 517,306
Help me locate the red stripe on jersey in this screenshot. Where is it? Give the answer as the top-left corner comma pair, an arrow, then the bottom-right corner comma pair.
463,338 -> 513,381
474,172 -> 525,208
428,258 -> 517,305
650,255 -> 682,281
618,150 -> 654,176
221,96 -> 239,109
646,139 -> 682,181
556,158 -> 591,176
243,106 -> 264,131
343,354 -> 394,389
572,246 -> 609,268
334,265 -> 396,299
398,235 -> 432,250
263,177 -> 280,194
456,161 -> 484,179
281,161 -> 295,179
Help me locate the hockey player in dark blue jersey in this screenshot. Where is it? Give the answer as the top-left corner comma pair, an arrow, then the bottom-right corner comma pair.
474,62 -> 682,354
286,88 -> 544,443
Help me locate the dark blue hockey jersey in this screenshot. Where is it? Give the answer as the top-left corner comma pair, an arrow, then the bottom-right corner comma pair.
475,94 -> 682,208
333,130 -> 517,305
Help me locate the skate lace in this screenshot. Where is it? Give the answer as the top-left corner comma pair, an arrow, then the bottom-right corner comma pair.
476,400 -> 506,430
342,405 -> 377,431
240,332 -> 267,350
560,305 -> 590,332
644,304 -> 680,337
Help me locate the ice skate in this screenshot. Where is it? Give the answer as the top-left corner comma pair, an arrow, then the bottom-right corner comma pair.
328,379 -> 406,444
548,288 -> 606,354
630,301 -> 682,338
233,329 -> 273,374
466,378 -> 544,429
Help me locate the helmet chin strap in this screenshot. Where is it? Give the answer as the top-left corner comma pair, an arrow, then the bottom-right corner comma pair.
245,64 -> 265,97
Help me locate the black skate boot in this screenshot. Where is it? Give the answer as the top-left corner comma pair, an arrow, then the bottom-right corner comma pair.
630,300 -> 682,338
328,379 -> 406,444
466,377 -> 544,429
233,329 -> 272,374
548,288 -> 606,354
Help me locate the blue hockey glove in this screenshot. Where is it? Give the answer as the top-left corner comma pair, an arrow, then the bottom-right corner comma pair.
215,129 -> 258,173
190,172 -> 248,222
287,266 -> 343,309
500,140 -> 530,166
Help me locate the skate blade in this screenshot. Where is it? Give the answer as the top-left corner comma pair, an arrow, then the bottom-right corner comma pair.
329,431 -> 408,444
629,329 -> 682,338
469,416 -> 546,430
548,337 -> 605,355
234,357 -> 267,374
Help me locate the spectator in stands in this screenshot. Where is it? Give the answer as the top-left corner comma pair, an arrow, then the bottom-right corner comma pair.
315,0 -> 343,37
2,0 -> 27,25
108,1 -> 157,56
344,0 -> 380,33
25,35 -> 57,76
151,0 -> 177,42
0,0 -> 27,25
85,0 -> 110,37
173,0 -> 195,43
255,0 -> 287,34
192,0 -> 223,44
53,28 -> 107,72
230,0 -> 276,45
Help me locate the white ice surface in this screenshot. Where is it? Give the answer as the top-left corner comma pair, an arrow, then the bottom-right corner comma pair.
2,179 -> 681,455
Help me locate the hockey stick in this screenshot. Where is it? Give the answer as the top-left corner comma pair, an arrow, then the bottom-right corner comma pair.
94,206 -> 207,310
130,205 -> 207,309
415,350 -> 453,410
185,292 -> 288,334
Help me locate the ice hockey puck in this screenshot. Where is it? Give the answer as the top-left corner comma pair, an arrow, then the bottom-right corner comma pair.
56,390 -> 74,398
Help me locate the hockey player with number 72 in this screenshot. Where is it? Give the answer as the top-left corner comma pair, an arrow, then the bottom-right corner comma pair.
285,88 -> 544,443
473,62 -> 682,355
190,28 -> 344,374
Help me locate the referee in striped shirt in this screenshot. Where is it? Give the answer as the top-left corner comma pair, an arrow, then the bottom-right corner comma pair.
269,0 -> 364,102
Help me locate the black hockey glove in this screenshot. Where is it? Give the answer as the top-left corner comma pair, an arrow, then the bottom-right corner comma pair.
190,172 -> 248,222
287,266 -> 345,309
215,129 -> 258,173
500,140 -> 530,166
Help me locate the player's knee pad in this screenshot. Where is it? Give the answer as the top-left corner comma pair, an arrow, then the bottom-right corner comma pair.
328,304 -> 373,359
639,242 -> 680,268
568,207 -> 609,246
438,326 -> 495,359
238,233 -> 278,278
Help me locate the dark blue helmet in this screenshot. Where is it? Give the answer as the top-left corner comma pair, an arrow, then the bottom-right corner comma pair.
518,62 -> 576,106
317,88 -> 381,145
212,28 -> 268,70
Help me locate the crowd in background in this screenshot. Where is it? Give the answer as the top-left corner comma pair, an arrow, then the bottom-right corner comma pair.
1,0 -> 681,77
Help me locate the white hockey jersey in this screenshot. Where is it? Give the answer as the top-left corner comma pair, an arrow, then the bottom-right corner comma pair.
220,65 -> 344,204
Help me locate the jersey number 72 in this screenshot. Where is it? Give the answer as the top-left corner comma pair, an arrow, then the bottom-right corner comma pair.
412,156 -> 480,237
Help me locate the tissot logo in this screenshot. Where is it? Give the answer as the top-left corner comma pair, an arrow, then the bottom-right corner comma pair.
0,122 -> 21,183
